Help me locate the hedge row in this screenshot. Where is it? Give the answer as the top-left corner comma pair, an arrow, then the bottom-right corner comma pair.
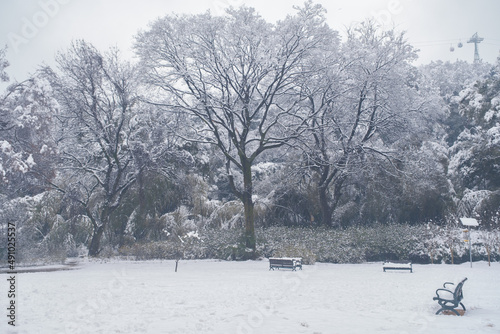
118,224 -> 500,264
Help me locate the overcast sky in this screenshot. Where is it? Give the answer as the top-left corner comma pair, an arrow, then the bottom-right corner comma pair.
1,0 -> 500,87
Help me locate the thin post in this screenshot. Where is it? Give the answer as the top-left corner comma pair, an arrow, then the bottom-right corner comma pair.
460,218 -> 478,268
469,230 -> 472,268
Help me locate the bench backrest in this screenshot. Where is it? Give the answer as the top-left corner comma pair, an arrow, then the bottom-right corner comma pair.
454,278 -> 467,300
270,258 -> 293,265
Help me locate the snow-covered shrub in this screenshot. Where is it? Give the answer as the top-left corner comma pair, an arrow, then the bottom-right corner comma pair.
254,224 -> 499,264
118,204 -> 207,261
199,228 -> 242,260
458,189 -> 492,217
108,223 -> 500,264
475,191 -> 500,229
269,242 -> 316,265
474,230 -> 500,264
119,241 -> 172,260
0,191 -> 92,264
163,206 -> 197,238
205,200 -> 244,229
0,194 -> 37,263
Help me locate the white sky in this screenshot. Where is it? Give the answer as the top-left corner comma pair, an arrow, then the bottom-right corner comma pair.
1,0 -> 500,87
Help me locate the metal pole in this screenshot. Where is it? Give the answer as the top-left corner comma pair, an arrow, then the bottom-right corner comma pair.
469,230 -> 472,268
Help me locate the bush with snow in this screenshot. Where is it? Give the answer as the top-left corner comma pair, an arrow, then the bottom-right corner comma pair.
115,224 -> 499,265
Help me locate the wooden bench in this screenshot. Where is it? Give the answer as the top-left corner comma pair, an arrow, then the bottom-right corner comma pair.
269,257 -> 302,271
383,260 -> 412,273
433,278 -> 467,316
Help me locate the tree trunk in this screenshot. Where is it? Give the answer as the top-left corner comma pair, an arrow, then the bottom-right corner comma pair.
226,156 -> 256,257
487,245 -> 491,266
316,163 -> 333,227
88,224 -> 105,257
242,161 -> 256,254
243,195 -> 255,249
319,184 -> 333,226
317,166 -> 345,227
88,206 -> 113,257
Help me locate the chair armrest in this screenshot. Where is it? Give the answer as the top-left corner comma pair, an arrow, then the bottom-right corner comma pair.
443,282 -> 455,288
434,288 -> 454,300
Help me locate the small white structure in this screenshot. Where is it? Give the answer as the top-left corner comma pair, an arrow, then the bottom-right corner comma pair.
460,217 -> 479,267
460,217 -> 479,227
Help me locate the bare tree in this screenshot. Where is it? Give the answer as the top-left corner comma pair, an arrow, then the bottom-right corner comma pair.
302,21 -> 431,226
134,3 -> 337,253
50,41 -> 142,256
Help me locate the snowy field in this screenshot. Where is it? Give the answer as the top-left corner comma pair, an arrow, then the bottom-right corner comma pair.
1,260 -> 499,334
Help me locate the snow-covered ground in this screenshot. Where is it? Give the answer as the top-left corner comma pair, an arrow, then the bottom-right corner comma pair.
1,260 -> 499,334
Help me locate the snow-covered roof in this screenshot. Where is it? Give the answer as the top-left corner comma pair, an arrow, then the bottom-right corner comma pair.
460,217 -> 479,227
